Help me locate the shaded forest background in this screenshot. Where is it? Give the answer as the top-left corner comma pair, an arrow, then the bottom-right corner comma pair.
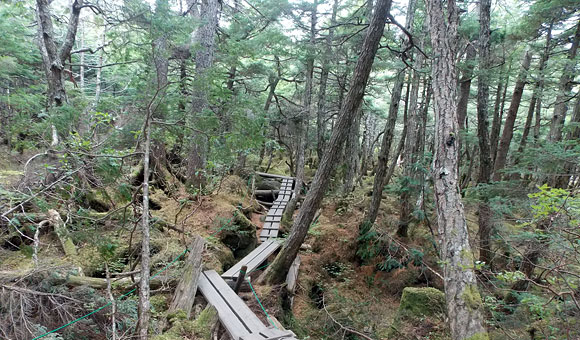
0,0 -> 579,338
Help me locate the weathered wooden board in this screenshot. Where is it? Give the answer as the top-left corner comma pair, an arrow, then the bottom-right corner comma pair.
265,215 -> 282,222
200,271 -> 273,334
222,240 -> 281,280
198,271 -> 254,338
256,172 -> 294,180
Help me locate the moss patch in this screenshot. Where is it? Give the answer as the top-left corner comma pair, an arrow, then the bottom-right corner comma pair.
462,284 -> 483,311
398,287 -> 446,319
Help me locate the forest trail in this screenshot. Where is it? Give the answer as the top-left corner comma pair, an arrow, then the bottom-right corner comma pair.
198,173 -> 299,340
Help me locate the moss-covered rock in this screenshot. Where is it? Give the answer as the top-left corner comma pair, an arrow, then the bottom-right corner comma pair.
398,287 -> 446,319
388,287 -> 450,340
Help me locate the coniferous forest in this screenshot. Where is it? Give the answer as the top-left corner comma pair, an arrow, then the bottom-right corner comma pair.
0,0 -> 579,338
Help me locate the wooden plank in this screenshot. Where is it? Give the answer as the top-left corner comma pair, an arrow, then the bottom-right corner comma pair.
261,327 -> 297,339
256,172 -> 294,180
198,272 -> 252,339
202,271 -> 266,331
260,229 -> 278,239
265,215 -> 281,222
222,240 -> 281,280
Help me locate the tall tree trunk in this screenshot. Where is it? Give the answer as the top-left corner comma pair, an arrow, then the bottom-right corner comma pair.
490,60 -> 511,164
399,24 -> 425,238
548,21 -> 580,142
493,49 -> 532,181
426,0 -> 488,338
187,0 -> 219,185
316,0 -> 338,161
476,0 -> 494,267
343,108 -> 361,194
363,0 -> 416,228
533,21 -> 553,142
260,0 -> 392,284
555,96 -> 580,188
456,44 -> 476,132
138,103 -> 153,340
94,25 -> 106,107
286,1 -> 318,218
35,0 -> 83,107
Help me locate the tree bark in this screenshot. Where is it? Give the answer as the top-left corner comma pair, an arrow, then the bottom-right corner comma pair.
138,104 -> 153,340
548,21 -> 580,142
493,49 -> 532,181
343,108 -> 361,195
187,0 -> 219,185
456,44 -> 476,132
476,0 -> 494,267
35,0 -> 83,106
260,0 -> 392,284
426,0 -> 489,338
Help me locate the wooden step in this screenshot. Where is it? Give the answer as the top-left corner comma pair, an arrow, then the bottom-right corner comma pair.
221,239 -> 281,280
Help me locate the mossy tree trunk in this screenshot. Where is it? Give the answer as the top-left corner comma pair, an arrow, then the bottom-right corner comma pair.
426,0 -> 489,338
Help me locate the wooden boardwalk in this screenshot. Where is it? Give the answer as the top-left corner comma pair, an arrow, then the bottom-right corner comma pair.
198,173 -> 299,340
260,177 -> 294,242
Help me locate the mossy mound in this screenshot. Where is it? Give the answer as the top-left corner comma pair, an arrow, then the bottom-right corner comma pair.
398,287 -> 446,319
388,287 -> 450,340
153,307 -> 217,340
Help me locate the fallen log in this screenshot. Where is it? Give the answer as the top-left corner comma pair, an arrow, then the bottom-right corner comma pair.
168,235 -> 205,318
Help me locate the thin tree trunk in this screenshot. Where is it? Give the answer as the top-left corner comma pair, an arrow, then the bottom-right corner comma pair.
343,108 -> 361,194
476,0 -> 494,267
286,1 -> 317,218
533,21 -> 553,142
548,21 -> 580,142
316,0 -> 338,161
493,49 -> 532,181
138,105 -> 153,340
456,44 -> 476,132
364,0 -> 416,227
555,96 -> 580,188
260,0 -> 392,284
426,0 -> 488,338
399,26 -> 424,237
490,60 -> 511,164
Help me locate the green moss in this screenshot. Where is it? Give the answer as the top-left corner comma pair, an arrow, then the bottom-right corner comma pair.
462,284 -> 483,310
154,307 -> 217,340
398,287 -> 446,319
465,332 -> 490,340
191,306 -> 218,339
